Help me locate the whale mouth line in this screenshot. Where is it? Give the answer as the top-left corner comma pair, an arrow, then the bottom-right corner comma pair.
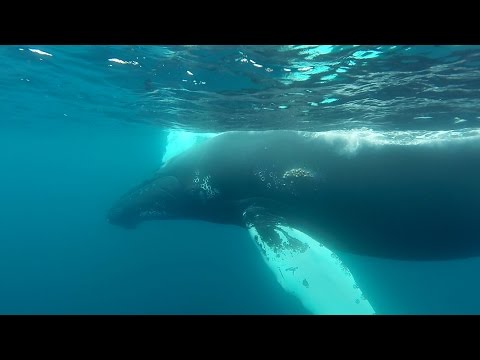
138,209 -> 168,219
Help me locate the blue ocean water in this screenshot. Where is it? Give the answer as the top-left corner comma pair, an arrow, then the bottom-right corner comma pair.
1,45 -> 480,314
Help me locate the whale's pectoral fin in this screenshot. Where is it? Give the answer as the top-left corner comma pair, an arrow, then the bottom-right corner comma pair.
242,206 -> 375,315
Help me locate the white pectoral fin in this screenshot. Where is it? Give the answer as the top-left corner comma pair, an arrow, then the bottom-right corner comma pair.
244,208 -> 375,315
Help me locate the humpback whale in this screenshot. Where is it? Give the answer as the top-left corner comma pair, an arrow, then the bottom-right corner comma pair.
107,130 -> 480,315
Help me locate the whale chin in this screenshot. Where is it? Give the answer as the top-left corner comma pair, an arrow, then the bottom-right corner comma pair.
106,211 -> 139,229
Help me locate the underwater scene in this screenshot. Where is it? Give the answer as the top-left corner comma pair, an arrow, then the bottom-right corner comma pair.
1,45 -> 480,314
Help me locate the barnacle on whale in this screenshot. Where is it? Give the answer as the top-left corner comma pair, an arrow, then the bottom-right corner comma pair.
194,172 -> 220,200
282,168 -> 314,179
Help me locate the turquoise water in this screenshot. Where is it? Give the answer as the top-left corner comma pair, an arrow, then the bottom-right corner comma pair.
1,45 -> 480,314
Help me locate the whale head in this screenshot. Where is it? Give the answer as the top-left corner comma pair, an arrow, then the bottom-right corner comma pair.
107,174 -> 188,229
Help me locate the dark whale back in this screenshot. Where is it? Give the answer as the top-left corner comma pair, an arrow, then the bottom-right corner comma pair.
162,130 -> 480,260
